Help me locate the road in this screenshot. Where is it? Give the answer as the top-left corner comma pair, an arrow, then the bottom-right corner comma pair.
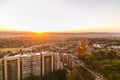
75,60 -> 103,80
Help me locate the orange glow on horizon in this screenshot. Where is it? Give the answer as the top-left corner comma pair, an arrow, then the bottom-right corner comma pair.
0,25 -> 120,33
34,32 -> 44,34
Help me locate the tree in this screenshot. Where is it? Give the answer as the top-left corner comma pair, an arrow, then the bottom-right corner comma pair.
106,50 -> 117,59
67,68 -> 85,80
0,51 -> 7,58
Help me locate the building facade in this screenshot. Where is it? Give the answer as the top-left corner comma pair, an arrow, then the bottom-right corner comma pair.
31,53 -> 42,77
60,53 -> 77,69
4,57 -> 20,80
42,52 -> 53,75
20,54 -> 32,79
0,59 -> 4,80
53,53 -> 60,70
0,52 -> 61,80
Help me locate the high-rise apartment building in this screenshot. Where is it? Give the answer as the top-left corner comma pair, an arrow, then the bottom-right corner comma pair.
60,53 -> 76,69
20,54 -> 32,79
42,52 -> 54,75
31,53 -> 42,77
0,59 -> 4,80
0,52 -> 61,80
53,53 -> 60,70
4,56 -> 20,80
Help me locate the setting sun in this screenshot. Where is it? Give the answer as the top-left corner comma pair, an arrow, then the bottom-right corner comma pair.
34,32 -> 44,34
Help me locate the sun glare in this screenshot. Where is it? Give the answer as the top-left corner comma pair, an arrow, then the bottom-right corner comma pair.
34,32 -> 44,35
37,32 -> 43,34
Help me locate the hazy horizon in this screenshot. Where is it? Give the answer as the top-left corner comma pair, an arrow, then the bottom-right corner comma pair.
0,0 -> 120,33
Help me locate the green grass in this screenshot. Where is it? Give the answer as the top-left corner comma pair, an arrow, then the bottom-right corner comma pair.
0,48 -> 20,52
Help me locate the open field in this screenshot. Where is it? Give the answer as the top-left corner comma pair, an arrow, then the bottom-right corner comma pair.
0,48 -> 20,52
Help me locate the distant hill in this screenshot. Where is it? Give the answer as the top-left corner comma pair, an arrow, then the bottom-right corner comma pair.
0,31 -> 35,38
0,31 -> 120,38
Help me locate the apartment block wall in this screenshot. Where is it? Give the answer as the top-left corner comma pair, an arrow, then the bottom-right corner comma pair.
42,52 -> 53,75
60,53 -> 76,69
4,57 -> 20,80
21,55 -> 32,79
0,52 -> 61,80
0,59 -> 4,80
31,55 -> 41,77
53,53 -> 60,70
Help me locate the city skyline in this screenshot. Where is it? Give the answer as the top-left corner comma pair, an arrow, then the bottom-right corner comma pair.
0,0 -> 120,33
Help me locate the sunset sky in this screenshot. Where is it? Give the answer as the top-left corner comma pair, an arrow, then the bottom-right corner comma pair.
0,0 -> 120,33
